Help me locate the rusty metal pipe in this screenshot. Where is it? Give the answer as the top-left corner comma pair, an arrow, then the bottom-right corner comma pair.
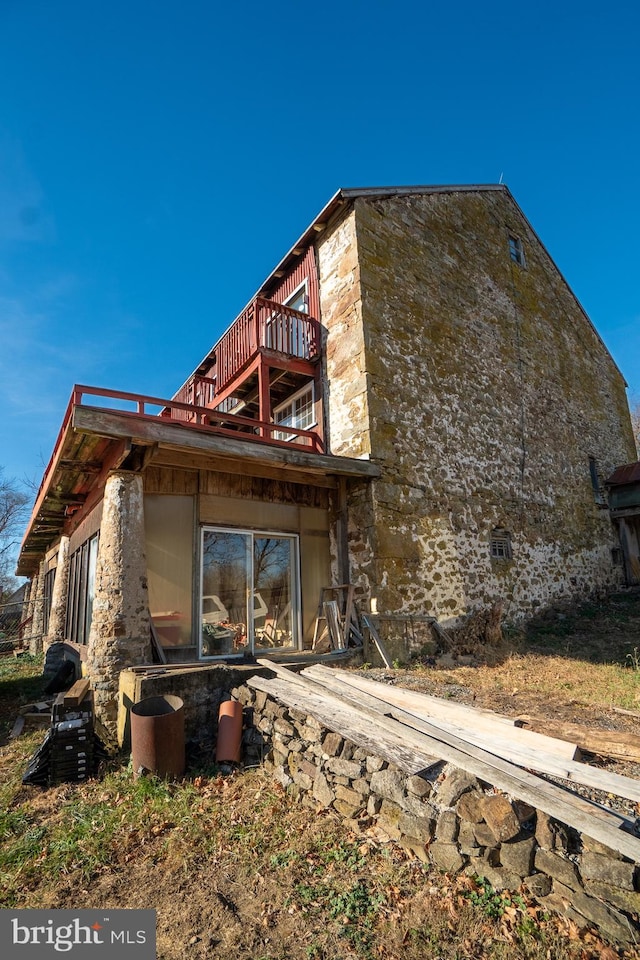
130,695 -> 185,778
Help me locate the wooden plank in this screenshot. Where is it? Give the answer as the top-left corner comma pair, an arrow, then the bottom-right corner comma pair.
63,678 -> 91,707
611,706 -> 640,720
128,662 -> 212,673
251,665 -> 640,860
260,661 -> 629,826
324,601 -> 344,650
248,674 -> 439,776
302,667 -> 640,804
342,586 -> 355,647
153,444 -> 338,489
9,716 -> 25,739
319,668 -> 579,762
517,716 -> 640,763
361,614 -> 393,668
72,406 -> 381,478
150,621 -> 168,665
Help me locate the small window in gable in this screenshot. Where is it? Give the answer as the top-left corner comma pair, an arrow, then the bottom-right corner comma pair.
508,235 -> 525,266
490,528 -> 512,561
273,383 -> 315,442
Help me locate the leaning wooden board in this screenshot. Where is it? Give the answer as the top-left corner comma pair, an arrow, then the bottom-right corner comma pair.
302,666 -> 640,804
315,667 -> 580,761
248,674 -> 441,777
251,663 -> 640,862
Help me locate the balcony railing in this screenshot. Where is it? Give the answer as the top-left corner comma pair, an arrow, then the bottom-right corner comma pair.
70,384 -> 324,451
214,296 -> 320,395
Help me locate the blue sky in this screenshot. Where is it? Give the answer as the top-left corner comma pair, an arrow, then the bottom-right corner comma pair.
1,0 -> 638,491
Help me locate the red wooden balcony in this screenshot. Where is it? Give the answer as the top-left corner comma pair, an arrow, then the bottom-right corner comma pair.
174,297 -> 321,412
215,296 -> 320,393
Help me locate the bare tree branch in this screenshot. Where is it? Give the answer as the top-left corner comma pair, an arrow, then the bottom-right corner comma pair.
0,469 -> 31,602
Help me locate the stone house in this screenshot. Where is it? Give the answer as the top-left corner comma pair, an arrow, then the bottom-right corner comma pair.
16,184 -> 637,732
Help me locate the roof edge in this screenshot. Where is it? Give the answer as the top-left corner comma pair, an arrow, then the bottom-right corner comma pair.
175,184 -> 509,392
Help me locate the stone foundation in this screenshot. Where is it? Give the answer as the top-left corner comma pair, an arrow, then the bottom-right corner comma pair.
234,682 -> 640,948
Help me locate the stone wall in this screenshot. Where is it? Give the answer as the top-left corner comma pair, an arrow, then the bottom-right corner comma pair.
235,683 -> 639,948
316,190 -> 637,624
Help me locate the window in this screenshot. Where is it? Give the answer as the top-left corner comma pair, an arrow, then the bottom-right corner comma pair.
273,383 -> 315,442
286,282 -> 309,315
508,235 -> 525,266
65,534 -> 99,644
490,529 -> 512,561
265,282 -> 311,357
42,567 -> 56,636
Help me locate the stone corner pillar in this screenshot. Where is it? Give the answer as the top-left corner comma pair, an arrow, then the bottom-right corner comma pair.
86,471 -> 152,742
29,561 -> 46,656
19,579 -> 32,646
44,536 -> 70,651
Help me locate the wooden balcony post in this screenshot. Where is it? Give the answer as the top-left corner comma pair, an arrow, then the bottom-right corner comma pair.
252,298 -> 260,353
258,359 -> 271,439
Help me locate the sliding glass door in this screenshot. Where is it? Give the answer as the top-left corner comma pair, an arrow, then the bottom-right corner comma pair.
200,528 -> 299,657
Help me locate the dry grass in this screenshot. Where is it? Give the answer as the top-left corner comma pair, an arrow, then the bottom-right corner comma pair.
387,590 -> 640,725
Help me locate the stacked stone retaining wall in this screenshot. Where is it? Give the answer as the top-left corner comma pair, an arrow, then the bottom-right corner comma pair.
234,682 -> 639,948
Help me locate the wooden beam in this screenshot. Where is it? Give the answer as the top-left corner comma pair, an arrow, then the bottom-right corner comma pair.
336,477 -> 349,585
258,359 -> 272,440
517,716 -> 640,763
361,614 -> 393,668
248,673 -> 439,776
63,678 -> 91,707
72,405 -> 380,479
59,460 -> 103,473
150,445 -> 338,489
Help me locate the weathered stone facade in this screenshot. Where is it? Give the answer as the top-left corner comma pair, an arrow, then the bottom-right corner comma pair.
16,184 -> 638,672
238,683 -> 639,947
317,189 -> 636,622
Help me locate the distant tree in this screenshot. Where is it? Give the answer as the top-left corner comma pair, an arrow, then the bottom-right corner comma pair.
0,469 -> 30,603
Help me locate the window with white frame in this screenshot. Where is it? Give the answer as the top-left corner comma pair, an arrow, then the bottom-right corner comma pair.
273,383 -> 315,442
265,281 -> 310,357
286,282 -> 309,314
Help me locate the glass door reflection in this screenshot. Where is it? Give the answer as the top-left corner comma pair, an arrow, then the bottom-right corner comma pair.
200,528 -> 298,657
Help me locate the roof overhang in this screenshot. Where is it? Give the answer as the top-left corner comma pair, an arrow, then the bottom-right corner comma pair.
17,403 -> 379,577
